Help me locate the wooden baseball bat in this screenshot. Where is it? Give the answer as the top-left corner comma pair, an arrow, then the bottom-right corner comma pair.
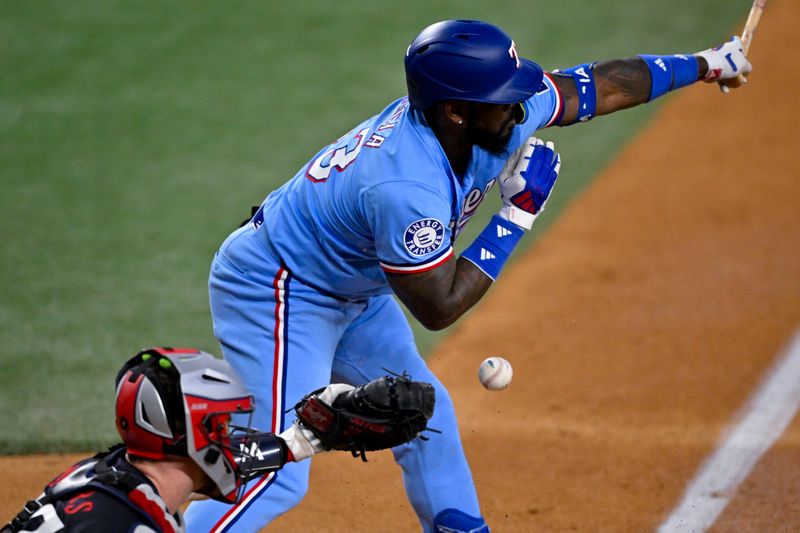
720,0 -> 767,92
741,0 -> 767,54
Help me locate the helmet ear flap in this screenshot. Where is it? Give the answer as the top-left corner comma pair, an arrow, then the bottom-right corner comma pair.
114,350 -> 187,460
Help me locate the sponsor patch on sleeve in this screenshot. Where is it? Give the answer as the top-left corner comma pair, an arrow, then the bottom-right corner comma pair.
404,218 -> 445,256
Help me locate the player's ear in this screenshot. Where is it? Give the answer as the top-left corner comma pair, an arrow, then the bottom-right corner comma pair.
443,101 -> 466,126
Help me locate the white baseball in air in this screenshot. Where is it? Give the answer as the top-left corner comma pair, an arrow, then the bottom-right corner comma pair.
478,356 -> 513,391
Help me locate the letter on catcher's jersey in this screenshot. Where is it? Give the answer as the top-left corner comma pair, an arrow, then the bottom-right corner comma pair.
5,449 -> 183,533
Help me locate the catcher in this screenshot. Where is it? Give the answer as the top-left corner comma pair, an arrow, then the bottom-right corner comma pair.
3,347 -> 434,533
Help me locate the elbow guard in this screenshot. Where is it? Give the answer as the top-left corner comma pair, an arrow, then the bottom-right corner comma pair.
557,62 -> 598,122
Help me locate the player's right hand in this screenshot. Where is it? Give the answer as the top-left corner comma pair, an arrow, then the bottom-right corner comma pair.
696,36 -> 753,85
498,136 -> 561,230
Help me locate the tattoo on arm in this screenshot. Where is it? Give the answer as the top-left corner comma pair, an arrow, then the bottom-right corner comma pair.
593,58 -> 651,114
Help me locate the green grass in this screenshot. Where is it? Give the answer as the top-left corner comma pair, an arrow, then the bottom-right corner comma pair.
0,0 -> 747,453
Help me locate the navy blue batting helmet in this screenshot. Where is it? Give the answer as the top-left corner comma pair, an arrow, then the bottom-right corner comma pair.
404,20 -> 544,110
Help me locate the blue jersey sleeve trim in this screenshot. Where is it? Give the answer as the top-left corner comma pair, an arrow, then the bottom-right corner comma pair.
380,246 -> 454,275
542,73 -> 564,128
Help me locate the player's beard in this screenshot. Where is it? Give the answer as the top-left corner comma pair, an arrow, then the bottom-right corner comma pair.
467,120 -> 514,155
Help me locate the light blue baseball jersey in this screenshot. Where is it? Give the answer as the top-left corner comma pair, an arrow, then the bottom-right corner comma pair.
186,74 -> 563,533
248,75 -> 562,300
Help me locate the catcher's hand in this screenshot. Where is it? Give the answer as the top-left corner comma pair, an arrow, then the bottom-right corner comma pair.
280,376 -> 435,461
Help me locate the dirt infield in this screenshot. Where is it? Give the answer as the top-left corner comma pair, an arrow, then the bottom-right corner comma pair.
3,1 -> 799,530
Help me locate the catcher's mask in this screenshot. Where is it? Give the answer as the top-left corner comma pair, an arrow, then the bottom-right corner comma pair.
114,347 -> 275,503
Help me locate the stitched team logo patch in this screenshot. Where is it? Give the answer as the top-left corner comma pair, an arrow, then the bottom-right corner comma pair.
404,218 -> 445,256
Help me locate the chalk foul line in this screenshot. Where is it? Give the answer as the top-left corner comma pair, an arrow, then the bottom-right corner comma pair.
658,329 -> 800,532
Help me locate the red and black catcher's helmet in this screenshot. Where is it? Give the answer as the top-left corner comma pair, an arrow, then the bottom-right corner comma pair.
115,347 -> 267,503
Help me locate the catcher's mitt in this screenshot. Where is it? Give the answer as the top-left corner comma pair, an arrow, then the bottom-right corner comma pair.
294,375 -> 435,460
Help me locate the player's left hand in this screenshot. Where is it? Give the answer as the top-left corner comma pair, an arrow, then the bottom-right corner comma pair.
696,36 -> 752,88
498,136 -> 561,230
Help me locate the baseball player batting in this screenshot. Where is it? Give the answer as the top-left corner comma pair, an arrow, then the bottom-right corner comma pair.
184,20 -> 752,533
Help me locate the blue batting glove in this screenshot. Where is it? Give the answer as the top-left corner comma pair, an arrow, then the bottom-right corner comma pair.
498,137 -> 561,230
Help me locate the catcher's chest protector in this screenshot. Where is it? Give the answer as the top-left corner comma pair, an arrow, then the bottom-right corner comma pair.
2,447 -> 184,533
